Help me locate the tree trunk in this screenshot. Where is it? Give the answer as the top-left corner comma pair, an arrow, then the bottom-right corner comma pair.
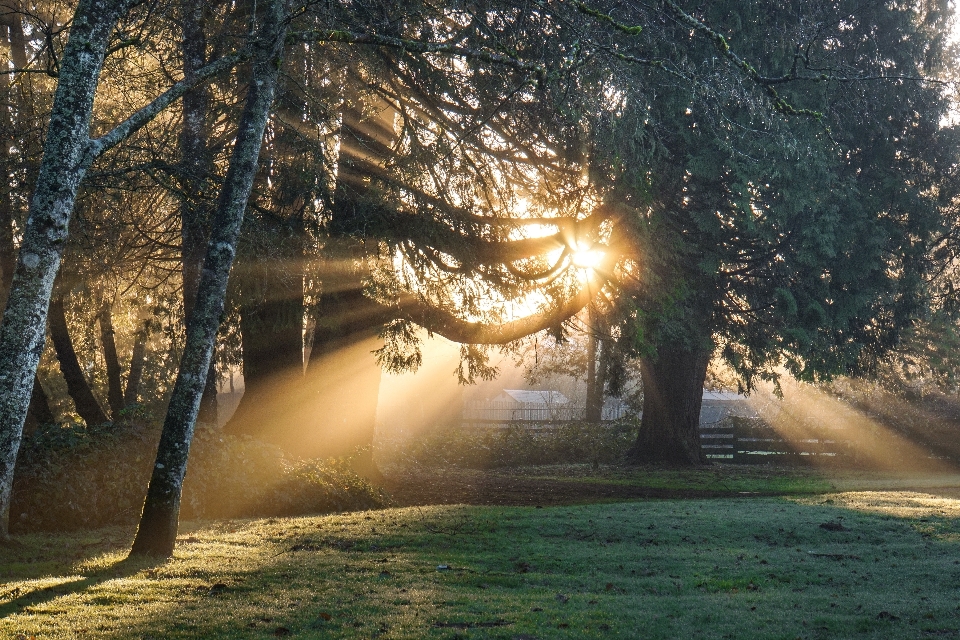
584,306 -> 611,423
179,1 -> 219,427
49,295 -> 110,427
624,341 -> 711,466
130,1 -> 287,556
585,312 -> 602,422
0,21 -> 51,435
283,91 -> 397,466
0,0 -> 132,538
223,266 -> 304,439
123,318 -> 149,407
223,86 -> 396,465
98,300 -> 124,417
23,376 -> 54,437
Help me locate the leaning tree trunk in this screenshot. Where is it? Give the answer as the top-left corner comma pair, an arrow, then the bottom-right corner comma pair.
98,300 -> 124,416
130,1 -> 287,557
179,1 -> 219,427
0,0 -> 133,539
625,340 -> 712,466
49,295 -> 110,427
0,21 -> 53,434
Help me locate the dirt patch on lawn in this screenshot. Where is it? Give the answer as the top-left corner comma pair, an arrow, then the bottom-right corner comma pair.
382,467 -> 753,507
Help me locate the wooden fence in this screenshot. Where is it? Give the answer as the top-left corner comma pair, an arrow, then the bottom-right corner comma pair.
700,417 -> 851,464
461,403 -> 851,463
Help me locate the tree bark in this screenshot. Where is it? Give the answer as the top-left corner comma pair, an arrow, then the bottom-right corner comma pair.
0,21 -> 51,434
98,299 -> 124,416
179,0 -> 219,427
123,318 -> 149,407
49,295 -> 110,427
624,340 -> 711,466
130,0 -> 288,556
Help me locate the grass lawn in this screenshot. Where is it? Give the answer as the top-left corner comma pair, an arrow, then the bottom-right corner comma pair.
4,482 -> 960,639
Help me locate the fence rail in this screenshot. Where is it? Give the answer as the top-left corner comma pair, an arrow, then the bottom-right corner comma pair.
701,418 -> 851,464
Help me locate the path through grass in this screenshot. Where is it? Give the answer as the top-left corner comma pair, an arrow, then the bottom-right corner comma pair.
3,491 -> 960,638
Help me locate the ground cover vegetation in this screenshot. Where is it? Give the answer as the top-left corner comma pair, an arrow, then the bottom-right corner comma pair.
0,0 -> 954,565
3,489 -> 960,638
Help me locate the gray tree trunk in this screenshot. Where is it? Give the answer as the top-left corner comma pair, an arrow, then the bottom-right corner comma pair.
130,0 -> 288,557
179,2 -> 219,427
0,0 -> 133,537
0,21 -> 53,434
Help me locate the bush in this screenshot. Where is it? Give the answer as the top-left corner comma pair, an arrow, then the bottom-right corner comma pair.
10,421 -> 387,533
379,420 -> 639,469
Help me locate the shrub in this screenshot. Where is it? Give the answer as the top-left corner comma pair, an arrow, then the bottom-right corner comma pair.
10,421 -> 387,533
378,420 -> 639,469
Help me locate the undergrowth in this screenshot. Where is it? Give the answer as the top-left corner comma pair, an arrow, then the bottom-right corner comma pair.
378,420 -> 638,469
10,418 -> 386,533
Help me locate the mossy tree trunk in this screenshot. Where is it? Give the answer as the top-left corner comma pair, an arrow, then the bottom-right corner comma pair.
0,20 -> 53,434
179,1 -> 219,427
0,0 -> 134,538
130,0 -> 288,557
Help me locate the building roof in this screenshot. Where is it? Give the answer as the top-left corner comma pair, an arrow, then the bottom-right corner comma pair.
702,390 -> 748,403
502,389 -> 570,404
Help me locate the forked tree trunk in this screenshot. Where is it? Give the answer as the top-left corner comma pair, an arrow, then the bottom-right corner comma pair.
49,295 -> 110,427
625,340 -> 711,466
130,0 -> 287,556
98,300 -> 124,416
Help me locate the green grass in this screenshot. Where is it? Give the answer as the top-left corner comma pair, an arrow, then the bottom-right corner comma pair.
504,463 -> 840,494
4,489 -> 960,638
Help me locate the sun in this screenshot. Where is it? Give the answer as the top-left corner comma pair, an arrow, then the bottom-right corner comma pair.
571,242 -> 604,269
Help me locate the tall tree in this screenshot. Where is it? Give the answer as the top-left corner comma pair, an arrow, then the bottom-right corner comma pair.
130,0 -> 289,556
566,0 -> 960,464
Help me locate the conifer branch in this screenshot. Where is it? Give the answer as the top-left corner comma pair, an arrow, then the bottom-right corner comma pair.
289,29 -> 546,81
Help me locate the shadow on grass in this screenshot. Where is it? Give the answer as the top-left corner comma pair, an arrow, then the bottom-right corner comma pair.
0,554 -> 163,619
